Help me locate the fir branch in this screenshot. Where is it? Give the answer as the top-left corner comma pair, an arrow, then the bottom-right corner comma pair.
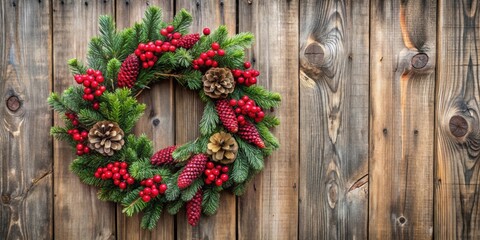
199,100 -> 219,136
194,135 -> 209,154
141,203 -> 163,230
118,27 -> 136,60
47,92 -> 69,113
87,37 -> 109,72
202,188 -> 220,216
236,137 -> 264,171
67,58 -> 87,75
61,86 -> 91,113
257,121 -> 280,153
241,85 -> 281,109
261,115 -> 280,128
166,198 -> 184,215
231,152 -> 249,183
173,48 -> 193,68
171,9 -> 193,34
130,158 -> 170,180
50,127 -> 73,144
122,189 -> 148,216
106,58 -> 121,91
215,48 -> 245,69
222,32 -> 254,49
98,15 -> 118,58
165,172 -> 181,201
141,6 -> 163,41
181,179 -> 203,201
70,158 -> 109,187
78,108 -> 106,128
98,187 -> 126,203
172,141 -> 196,161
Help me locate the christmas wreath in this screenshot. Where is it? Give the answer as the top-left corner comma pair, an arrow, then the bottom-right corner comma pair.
48,7 -> 280,229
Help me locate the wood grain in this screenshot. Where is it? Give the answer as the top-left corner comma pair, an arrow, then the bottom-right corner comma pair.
299,1 -> 369,239
369,0 -> 436,238
298,0 -> 370,239
115,1 -> 175,239
0,1 -> 53,239
237,1 -> 299,239
52,1 -> 116,239
174,1 -> 236,239
436,0 -> 480,239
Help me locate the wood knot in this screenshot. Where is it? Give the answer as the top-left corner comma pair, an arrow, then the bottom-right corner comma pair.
6,95 -> 21,112
304,43 -> 324,67
152,118 -> 160,126
397,216 -> 407,225
327,183 -> 338,208
411,53 -> 428,69
1,194 -> 10,204
449,115 -> 468,137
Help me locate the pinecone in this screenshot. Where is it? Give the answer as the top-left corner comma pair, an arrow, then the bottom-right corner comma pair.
88,121 -> 125,156
238,121 -> 265,148
177,154 -> 208,189
202,68 -> 235,99
186,189 -> 202,226
215,99 -> 238,133
150,146 -> 177,166
117,54 -> 139,88
206,131 -> 238,164
177,33 -> 200,49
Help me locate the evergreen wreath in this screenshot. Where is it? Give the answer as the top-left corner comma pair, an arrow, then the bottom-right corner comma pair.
48,7 -> 280,229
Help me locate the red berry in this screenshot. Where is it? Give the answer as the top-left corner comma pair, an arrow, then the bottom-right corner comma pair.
119,182 -> 127,189
237,115 -> 245,122
169,46 -> 176,52
211,42 -> 220,50
207,50 -> 216,57
94,90 -> 102,97
222,166 -> 229,173
94,172 -> 101,178
119,169 -> 127,176
204,169 -> 211,175
151,188 -> 159,197
83,80 -> 91,87
148,60 -> 155,67
104,171 -> 113,179
134,49 -> 142,56
93,102 -> 100,110
160,29 -> 168,36
212,61 -> 218,67
197,58 -> 204,66
73,133 -> 81,141
139,191 -> 145,197
144,187 -> 152,195
87,94 -> 94,101
173,32 -> 182,39
145,51 -> 154,59
166,25 -> 174,33
145,179 -> 154,187
244,61 -> 251,69
200,53 -> 208,60
257,111 -> 265,118
207,174 -> 216,181
99,86 -> 106,92
76,143 -> 84,151
155,40 -> 163,46
205,179 -> 212,185
207,162 -> 215,169
142,195 -> 151,202
220,174 -> 229,181
127,177 -> 135,185
138,43 -> 146,50
171,39 -> 179,46
212,169 -> 220,176
114,179 -> 121,185
237,77 -> 245,84
238,100 -> 245,106
113,173 -> 121,180
153,175 -> 162,183
249,77 -> 257,85
205,59 -> 212,66
203,28 -> 211,35
229,99 -> 237,106
142,62 -> 149,69
120,162 -> 128,169
159,184 -> 168,194
86,69 -> 94,75
215,179 -> 223,186
217,49 -> 225,56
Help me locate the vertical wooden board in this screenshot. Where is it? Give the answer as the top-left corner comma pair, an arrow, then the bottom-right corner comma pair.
0,1 -> 52,239
298,0 -> 369,239
238,1 -> 299,239
115,1 -> 175,239
175,1 -> 236,239
52,1 -> 116,239
436,0 -> 480,239
369,0 -> 435,239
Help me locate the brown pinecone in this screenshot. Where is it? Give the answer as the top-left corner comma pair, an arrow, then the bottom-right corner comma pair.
177,33 -> 200,49
150,145 -> 177,166
215,99 -> 238,133
117,54 -> 139,88
206,131 -> 238,164
88,121 -> 125,156
186,189 -> 202,226
202,68 -> 235,99
177,154 -> 208,189
238,121 -> 265,149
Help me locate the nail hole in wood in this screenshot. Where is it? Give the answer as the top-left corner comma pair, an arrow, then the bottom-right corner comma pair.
398,216 -> 407,225
220,0 -> 224,7
84,1 -> 88,6
152,118 -> 160,127
304,43 -> 324,67
6,95 -> 21,112
449,115 -> 468,137
411,53 -> 428,69
12,1 -> 16,7
383,128 -> 388,135
414,129 -> 419,135
196,0 -> 200,7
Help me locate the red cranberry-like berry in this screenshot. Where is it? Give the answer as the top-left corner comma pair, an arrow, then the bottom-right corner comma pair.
166,25 -> 174,33
159,184 -> 168,194
215,179 -> 223,186
244,61 -> 251,69
119,182 -> 127,189
142,195 -> 151,202
203,28 -> 211,35
211,42 -> 220,50
153,175 -> 162,183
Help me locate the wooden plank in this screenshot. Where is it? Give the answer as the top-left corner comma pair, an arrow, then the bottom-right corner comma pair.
52,1 -> 116,239
115,1 -> 175,239
298,0 -> 369,239
369,0 -> 436,238
436,0 -> 480,239
237,1 -> 299,239
175,1 -> 236,239
0,1 -> 52,239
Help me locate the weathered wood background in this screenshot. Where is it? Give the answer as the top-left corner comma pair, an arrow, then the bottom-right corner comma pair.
1,0 -> 479,239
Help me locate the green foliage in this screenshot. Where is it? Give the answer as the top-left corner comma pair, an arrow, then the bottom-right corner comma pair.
172,141 -> 196,162
257,121 -> 280,156
98,187 -> 126,202
171,9 -> 193,34
125,134 -> 154,161
231,152 -> 249,183
50,127 -> 74,145
141,6 -> 163,42
99,89 -> 146,133
165,172 -> 181,201
141,203 -> 163,230
261,115 -> 280,128
241,85 -> 281,109
106,58 -> 121,90
78,108 -> 106,128
122,189 -> 148,216
222,32 -> 254,49
173,48 -> 193,68
67,58 -> 87,75
130,158 -> 171,180
70,157 -> 109,187
166,198 -> 184,215
47,93 -> 68,113
179,70 -> 202,90
199,100 -> 219,136
236,137 -> 264,171
181,179 -> 203,201
202,188 -> 220,216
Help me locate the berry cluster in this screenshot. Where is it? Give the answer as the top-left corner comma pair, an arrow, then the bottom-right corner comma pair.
139,175 -> 168,202
74,69 -> 106,108
229,95 -> 265,124
65,113 -> 91,155
204,161 -> 229,186
94,162 -> 135,190
231,62 -> 260,87
177,33 -> 200,49
192,42 -> 225,70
